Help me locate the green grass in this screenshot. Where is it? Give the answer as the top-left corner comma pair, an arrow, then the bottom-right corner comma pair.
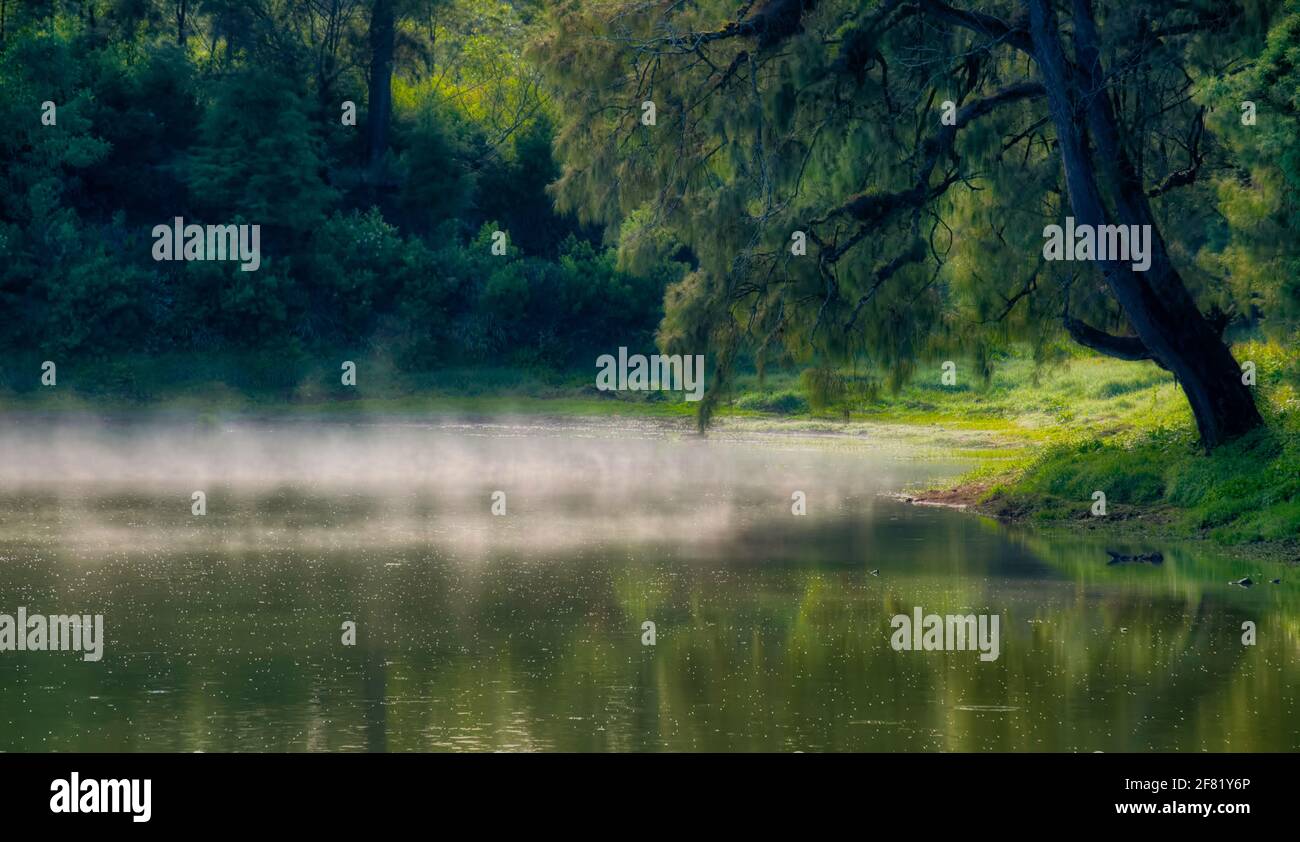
984,419 -> 1300,544
724,351 -> 1193,436
954,341 -> 1300,548
733,389 -> 810,415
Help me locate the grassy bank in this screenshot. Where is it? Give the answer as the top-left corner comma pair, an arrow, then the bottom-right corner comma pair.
804,342 -> 1298,554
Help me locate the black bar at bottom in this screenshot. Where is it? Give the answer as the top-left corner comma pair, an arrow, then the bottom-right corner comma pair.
0,752 -> 1280,828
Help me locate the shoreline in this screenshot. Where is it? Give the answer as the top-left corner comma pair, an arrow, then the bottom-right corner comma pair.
2,397 -> 1294,565
905,478 -> 1300,566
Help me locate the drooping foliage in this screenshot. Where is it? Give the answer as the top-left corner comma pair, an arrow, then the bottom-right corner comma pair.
537,0 -> 1293,437
1201,2 -> 1300,340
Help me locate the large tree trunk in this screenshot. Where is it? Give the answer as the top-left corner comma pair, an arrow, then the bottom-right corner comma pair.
1027,0 -> 1262,450
366,0 -> 395,174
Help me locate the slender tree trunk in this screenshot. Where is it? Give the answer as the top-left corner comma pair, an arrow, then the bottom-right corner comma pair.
1027,0 -> 1261,450
367,0 -> 395,175
176,0 -> 186,46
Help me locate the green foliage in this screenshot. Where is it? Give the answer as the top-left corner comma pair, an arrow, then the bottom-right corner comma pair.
734,390 -> 809,415
969,341 -> 1300,545
998,419 -> 1300,544
1199,2 -> 1300,344
299,209 -> 409,343
186,67 -> 338,236
397,100 -> 478,233
800,367 -> 846,411
0,4 -> 679,373
539,0 -> 1296,434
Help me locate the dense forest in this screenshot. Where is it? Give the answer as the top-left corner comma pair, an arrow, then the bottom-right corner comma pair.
0,0 -> 680,375
1,0 -> 1297,447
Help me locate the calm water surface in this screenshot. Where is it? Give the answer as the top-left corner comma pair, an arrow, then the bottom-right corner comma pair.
0,417 -> 1295,751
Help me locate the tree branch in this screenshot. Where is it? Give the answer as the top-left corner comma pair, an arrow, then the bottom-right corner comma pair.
1063,314 -> 1156,361
1147,105 -> 1206,197
979,261 -> 1041,324
691,0 -> 819,50
814,82 -> 1044,228
913,0 -> 1033,54
844,243 -> 927,331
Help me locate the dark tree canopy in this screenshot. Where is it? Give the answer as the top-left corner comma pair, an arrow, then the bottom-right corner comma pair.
0,0 -> 676,375
539,0 -> 1295,445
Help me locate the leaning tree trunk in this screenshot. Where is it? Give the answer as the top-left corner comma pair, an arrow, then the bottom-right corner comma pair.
366,0 -> 395,174
1028,0 -> 1262,450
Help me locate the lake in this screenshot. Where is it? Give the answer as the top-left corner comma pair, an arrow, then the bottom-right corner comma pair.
0,416 -> 1295,751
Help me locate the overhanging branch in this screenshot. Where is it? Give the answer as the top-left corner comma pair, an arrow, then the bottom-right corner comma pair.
1063,314 -> 1155,362
844,244 -> 927,331
691,0 -> 819,50
813,82 -> 1044,230
913,0 -> 1033,54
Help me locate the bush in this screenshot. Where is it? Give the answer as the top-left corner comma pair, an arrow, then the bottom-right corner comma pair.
735,391 -> 809,415
801,367 -> 846,410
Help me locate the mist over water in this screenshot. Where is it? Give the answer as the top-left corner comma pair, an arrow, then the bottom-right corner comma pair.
0,416 -> 954,555
0,417 -> 1296,751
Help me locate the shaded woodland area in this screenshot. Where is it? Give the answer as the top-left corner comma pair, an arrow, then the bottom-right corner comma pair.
1,0 -> 1298,449
0,0 -> 680,374
538,0 -> 1300,445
